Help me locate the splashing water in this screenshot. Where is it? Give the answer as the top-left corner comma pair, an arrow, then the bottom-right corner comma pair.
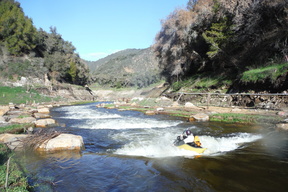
53,103 -> 262,158
112,129 -> 262,158
54,105 -> 122,120
54,104 -> 181,130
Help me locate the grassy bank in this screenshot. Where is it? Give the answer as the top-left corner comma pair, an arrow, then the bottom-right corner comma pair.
0,86 -> 61,105
241,63 -> 288,83
0,144 -> 29,191
171,73 -> 232,92
210,113 -> 282,124
0,124 -> 33,134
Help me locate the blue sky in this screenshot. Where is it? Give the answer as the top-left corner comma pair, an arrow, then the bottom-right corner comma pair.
18,0 -> 188,61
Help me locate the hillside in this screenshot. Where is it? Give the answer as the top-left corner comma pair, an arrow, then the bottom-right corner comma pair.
87,48 -> 161,88
0,0 -> 90,86
86,49 -> 143,72
153,0 -> 288,93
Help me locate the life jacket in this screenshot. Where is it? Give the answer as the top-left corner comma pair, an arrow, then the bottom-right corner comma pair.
194,136 -> 201,147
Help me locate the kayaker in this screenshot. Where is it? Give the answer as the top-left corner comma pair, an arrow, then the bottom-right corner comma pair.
183,130 -> 194,144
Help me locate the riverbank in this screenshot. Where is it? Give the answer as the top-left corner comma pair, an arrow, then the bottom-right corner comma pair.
102,97 -> 285,125
0,101 -> 79,191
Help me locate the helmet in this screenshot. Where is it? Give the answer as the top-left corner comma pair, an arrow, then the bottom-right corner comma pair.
185,130 -> 192,135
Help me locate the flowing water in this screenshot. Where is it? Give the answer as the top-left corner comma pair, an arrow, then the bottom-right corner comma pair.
19,102 -> 288,192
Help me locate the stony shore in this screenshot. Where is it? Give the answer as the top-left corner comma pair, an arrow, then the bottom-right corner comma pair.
0,102 -> 84,152
99,96 -> 288,129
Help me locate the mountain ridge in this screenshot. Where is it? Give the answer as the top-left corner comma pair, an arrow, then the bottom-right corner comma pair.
85,47 -> 162,88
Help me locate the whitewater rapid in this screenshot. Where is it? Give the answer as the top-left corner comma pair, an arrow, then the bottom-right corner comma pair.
53,104 -> 262,158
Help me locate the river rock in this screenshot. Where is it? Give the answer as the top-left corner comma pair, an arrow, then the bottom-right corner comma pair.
9,102 -> 15,109
277,111 -> 288,117
171,102 -> 179,107
145,110 -> 157,115
276,123 -> 288,130
36,133 -> 84,152
18,103 -> 26,109
231,108 -> 242,112
37,107 -> 50,114
156,107 -> 164,111
0,116 -> 6,123
35,118 -> 57,127
155,96 -> 172,102
9,117 -> 36,124
185,102 -> 195,108
184,102 -> 202,110
189,113 -> 209,122
34,113 -> 51,119
0,133 -> 30,150
0,106 -> 9,116
130,102 -> 137,106
45,104 -> 53,108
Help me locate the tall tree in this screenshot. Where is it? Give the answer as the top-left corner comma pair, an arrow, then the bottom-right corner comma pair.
0,0 -> 37,55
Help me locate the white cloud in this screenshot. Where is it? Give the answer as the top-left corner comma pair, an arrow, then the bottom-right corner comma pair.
82,50 -> 122,61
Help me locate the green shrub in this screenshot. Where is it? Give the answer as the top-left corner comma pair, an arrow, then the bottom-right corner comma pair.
171,75 -> 232,92
241,63 -> 288,83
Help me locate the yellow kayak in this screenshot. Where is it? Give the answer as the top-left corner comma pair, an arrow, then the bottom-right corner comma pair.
177,143 -> 207,154
174,134 -> 207,154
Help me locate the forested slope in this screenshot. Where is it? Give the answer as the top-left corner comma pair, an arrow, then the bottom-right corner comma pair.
153,0 -> 288,93
0,0 -> 90,86
87,48 -> 161,88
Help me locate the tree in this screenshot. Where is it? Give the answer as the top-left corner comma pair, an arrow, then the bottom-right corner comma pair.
0,0 -> 37,55
202,16 -> 233,58
68,60 -> 77,83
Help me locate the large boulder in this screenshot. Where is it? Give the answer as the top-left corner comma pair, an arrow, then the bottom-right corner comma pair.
0,133 -> 30,150
145,110 -> 157,115
0,106 -> 9,116
35,118 -> 57,127
189,113 -> 210,122
9,117 -> 36,124
276,123 -> 288,130
185,102 -> 202,110
34,113 -> 51,119
155,96 -> 172,102
36,134 -> 84,152
185,102 -> 195,108
37,107 -> 50,114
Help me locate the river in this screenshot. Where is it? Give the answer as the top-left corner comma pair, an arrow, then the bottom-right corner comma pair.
19,102 -> 288,192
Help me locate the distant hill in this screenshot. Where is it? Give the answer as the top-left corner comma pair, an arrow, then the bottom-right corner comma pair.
86,48 -> 161,88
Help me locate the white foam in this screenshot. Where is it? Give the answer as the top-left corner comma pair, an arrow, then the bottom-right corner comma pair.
113,131 -> 262,158
75,117 -> 180,130
62,111 -> 121,120
54,104 -> 181,130
200,133 -> 262,155
55,106 -> 122,120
